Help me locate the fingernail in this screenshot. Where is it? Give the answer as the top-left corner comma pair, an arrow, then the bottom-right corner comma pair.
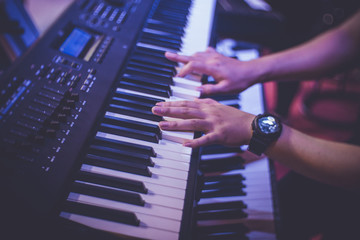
183,142 -> 192,147
165,52 -> 177,58
152,107 -> 162,114
159,121 -> 169,128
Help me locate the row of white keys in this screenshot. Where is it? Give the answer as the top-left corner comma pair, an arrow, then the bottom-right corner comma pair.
60,212 -> 179,240
177,0 -> 217,55
61,0 -> 218,238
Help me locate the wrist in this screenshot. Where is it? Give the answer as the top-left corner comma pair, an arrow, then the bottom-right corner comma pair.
247,113 -> 283,156
253,55 -> 277,83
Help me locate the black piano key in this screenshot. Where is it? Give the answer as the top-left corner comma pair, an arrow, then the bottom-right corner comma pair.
128,61 -> 175,77
71,181 -> 145,206
132,52 -> 177,67
124,67 -> 174,85
108,104 -> 163,122
197,208 -> 248,221
112,96 -> 155,110
157,1 -> 190,14
137,44 -> 171,53
130,57 -> 177,74
201,187 -> 246,198
134,48 -> 177,66
203,179 -> 246,191
122,74 -> 172,91
200,156 -> 245,172
142,30 -> 183,43
197,223 -> 249,240
93,135 -> 156,157
88,145 -> 154,166
100,123 -> 159,143
140,37 -> 181,51
84,154 -> 153,177
150,16 -> 187,30
119,81 -> 170,98
203,174 -> 245,183
197,201 -> 247,212
77,170 -> 148,194
102,115 -> 161,138
149,14 -> 187,26
114,89 -> 165,106
141,33 -> 183,47
62,201 -> 140,226
197,233 -> 249,240
149,18 -> 187,32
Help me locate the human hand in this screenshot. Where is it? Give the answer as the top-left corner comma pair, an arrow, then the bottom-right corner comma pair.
151,98 -> 255,148
165,47 -> 261,95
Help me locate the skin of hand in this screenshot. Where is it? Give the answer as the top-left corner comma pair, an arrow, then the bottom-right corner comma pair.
165,47 -> 264,95
151,98 -> 255,148
152,99 -> 360,190
165,10 -> 360,97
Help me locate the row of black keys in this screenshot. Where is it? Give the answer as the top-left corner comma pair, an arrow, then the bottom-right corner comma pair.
60,0 -> 194,230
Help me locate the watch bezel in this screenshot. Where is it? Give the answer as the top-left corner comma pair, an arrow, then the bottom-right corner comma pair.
251,113 -> 282,139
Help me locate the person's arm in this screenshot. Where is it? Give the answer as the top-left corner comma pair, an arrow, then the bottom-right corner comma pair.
152,100 -> 360,191
165,10 -> 360,95
258,9 -> 360,82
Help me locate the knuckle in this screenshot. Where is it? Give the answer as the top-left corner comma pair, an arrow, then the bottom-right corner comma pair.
190,119 -> 199,128
180,101 -> 190,107
169,121 -> 178,128
180,107 -> 190,115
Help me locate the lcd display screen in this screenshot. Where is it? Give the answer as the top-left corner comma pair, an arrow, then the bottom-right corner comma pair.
59,28 -> 92,58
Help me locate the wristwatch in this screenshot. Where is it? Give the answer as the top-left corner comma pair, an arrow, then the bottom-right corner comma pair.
247,113 -> 282,156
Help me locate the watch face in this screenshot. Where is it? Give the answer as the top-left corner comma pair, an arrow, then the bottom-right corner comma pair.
258,116 -> 280,134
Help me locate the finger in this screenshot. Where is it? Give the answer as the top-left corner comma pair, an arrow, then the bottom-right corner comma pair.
152,106 -> 205,119
194,98 -> 219,105
159,119 -> 210,131
155,100 -> 199,108
183,132 -> 220,148
165,52 -> 190,63
177,61 -> 209,77
205,46 -> 216,52
198,81 -> 231,96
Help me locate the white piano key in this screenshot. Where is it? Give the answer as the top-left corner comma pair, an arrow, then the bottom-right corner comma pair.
180,0 -> 217,55
81,164 -> 187,190
239,84 -> 265,115
171,85 -> 200,99
161,130 -> 194,144
79,171 -> 187,200
96,131 -> 192,155
151,157 -> 190,171
144,181 -> 186,200
151,164 -> 188,180
173,76 -> 202,89
60,212 -> 179,240
153,148 -> 191,163
67,193 -> 183,221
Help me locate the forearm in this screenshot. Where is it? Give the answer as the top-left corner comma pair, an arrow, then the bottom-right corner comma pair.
266,125 -> 360,191
254,11 -> 360,83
